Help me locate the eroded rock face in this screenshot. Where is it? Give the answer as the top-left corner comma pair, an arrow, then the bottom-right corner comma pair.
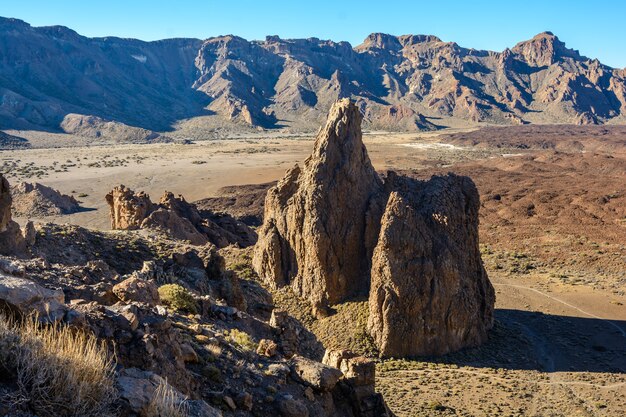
254,99 -> 494,357
0,175 -> 11,232
11,182 -> 80,217
0,174 -> 27,255
105,185 -> 154,230
368,173 -> 495,356
253,99 -> 383,309
105,187 -> 256,248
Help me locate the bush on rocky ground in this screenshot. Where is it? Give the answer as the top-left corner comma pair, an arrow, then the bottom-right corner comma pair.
158,284 -> 198,314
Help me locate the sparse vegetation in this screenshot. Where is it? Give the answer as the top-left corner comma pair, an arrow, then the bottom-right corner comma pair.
145,378 -> 189,417
158,284 -> 198,314
0,314 -> 116,417
226,328 -> 256,352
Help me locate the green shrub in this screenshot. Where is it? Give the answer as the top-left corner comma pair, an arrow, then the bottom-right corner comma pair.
429,400 -> 446,411
158,284 -> 198,314
227,329 -> 256,352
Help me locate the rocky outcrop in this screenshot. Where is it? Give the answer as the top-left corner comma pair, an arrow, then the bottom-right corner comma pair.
112,276 -> 160,305
11,182 -> 81,217
159,192 -> 256,247
321,349 -> 389,417
0,273 -> 67,321
0,175 -> 11,232
367,173 -> 495,357
142,208 -> 209,245
105,187 -> 256,248
0,174 -> 27,255
290,355 -> 343,391
253,99 -> 383,311
105,185 -> 154,230
254,100 -> 494,356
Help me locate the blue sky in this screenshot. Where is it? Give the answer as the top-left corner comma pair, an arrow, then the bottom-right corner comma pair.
2,0 -> 625,68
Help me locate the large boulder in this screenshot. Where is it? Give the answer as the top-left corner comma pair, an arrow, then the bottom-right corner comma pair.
0,273 -> 67,321
290,355 -> 343,392
105,185 -> 154,230
367,173 -> 495,356
253,99 -> 383,309
0,174 -> 27,255
112,276 -> 160,305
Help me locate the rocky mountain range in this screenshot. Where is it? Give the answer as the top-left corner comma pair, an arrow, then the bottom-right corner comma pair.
1,16 -> 625,135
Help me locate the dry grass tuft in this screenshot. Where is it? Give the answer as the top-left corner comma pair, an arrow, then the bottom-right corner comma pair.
0,314 -> 117,417
145,378 -> 189,417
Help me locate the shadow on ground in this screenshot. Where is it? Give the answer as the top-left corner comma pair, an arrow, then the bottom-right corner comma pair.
431,309 -> 626,373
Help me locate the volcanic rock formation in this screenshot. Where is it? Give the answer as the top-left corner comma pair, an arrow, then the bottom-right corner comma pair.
105,185 -> 154,230
253,99 -> 384,312
11,182 -> 81,217
368,173 -> 495,356
253,99 -> 495,356
106,186 -> 256,248
0,174 -> 27,255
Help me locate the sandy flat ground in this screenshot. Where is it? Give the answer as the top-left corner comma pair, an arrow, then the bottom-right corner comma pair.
2,129 -> 483,229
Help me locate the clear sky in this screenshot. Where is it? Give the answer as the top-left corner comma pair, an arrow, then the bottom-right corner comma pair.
2,0 -> 625,68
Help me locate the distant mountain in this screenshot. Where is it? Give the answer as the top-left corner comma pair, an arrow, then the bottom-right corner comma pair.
1,17 -> 625,134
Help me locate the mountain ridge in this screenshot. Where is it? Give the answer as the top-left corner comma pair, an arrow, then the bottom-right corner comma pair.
1,16 -> 625,135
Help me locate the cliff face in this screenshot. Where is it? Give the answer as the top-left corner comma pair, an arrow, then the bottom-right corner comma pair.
367,173 -> 495,357
0,174 -> 27,255
254,100 -> 495,355
253,99 -> 383,312
1,17 -> 624,133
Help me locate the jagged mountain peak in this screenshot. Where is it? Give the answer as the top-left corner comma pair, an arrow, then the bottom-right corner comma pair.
361,32 -> 402,49
512,31 -> 584,66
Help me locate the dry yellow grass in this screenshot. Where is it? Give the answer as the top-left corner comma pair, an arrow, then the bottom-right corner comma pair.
145,378 -> 189,417
0,314 -> 117,417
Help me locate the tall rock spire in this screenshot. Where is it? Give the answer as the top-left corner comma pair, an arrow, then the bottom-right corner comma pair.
253,99 -> 383,314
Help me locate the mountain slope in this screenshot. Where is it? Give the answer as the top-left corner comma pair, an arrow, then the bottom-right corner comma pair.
1,17 -> 625,133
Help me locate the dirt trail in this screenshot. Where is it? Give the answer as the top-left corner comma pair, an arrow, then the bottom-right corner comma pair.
493,282 -> 626,338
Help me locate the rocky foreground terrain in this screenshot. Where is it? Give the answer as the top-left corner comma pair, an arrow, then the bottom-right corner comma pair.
1,16 -> 626,144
